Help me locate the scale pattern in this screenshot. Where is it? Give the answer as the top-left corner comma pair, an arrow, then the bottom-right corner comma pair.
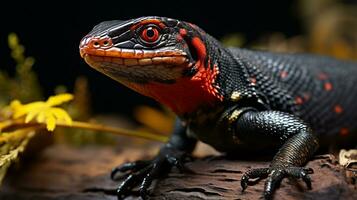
225,48 -> 357,145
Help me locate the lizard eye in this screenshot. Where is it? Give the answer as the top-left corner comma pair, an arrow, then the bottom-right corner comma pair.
140,26 -> 160,43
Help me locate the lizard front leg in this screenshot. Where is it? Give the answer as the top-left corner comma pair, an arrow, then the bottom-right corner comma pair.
233,110 -> 319,199
111,118 -> 197,199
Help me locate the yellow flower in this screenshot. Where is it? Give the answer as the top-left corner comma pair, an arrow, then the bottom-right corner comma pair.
10,94 -> 74,131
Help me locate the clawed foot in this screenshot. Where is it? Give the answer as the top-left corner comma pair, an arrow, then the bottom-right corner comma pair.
111,146 -> 193,200
241,166 -> 314,199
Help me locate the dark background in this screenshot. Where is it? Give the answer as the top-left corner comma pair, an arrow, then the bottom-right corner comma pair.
0,0 -> 309,115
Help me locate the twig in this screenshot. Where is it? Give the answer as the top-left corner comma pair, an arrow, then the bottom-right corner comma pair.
0,120 -> 168,142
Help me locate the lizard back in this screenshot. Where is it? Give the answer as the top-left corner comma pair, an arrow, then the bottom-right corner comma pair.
229,48 -> 357,148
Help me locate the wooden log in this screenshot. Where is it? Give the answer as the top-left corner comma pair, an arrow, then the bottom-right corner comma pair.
0,144 -> 356,200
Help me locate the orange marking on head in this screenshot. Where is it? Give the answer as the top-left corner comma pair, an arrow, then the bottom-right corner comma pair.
324,82 -> 333,91
295,96 -> 303,105
280,71 -> 288,79
130,19 -> 166,31
81,44 -> 185,59
339,128 -> 349,136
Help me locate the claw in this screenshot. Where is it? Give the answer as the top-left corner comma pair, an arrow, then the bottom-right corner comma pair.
263,190 -> 273,200
112,147 -> 191,199
241,175 -> 249,192
301,173 -> 312,189
241,167 -> 269,192
264,169 -> 285,199
116,166 -> 151,199
116,174 -> 135,199
241,166 -> 314,199
111,160 -> 150,180
139,178 -> 149,200
285,167 -> 313,189
139,165 -> 161,200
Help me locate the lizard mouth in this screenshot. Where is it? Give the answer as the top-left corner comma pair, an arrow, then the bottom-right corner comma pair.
80,37 -> 190,83
82,53 -> 189,83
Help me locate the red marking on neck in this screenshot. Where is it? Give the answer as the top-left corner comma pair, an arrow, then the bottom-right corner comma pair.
124,62 -> 223,115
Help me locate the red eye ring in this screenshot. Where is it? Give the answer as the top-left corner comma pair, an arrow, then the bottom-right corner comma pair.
140,26 -> 160,43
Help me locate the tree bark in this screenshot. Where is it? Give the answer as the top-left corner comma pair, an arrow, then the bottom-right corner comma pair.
0,144 -> 355,200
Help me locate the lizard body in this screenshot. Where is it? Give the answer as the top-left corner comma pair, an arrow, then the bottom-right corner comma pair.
79,16 -> 357,199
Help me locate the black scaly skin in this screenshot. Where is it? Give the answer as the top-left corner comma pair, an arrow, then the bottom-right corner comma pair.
232,49 -> 357,147
81,17 -> 357,199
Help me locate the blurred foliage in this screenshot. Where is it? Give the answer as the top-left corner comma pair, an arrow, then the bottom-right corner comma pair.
0,35 -> 114,185
0,34 -> 42,185
0,33 -> 42,108
0,93 -> 74,185
0,129 -> 35,184
134,106 -> 174,135
222,0 -> 357,60
0,92 -> 166,185
52,77 -> 118,146
0,33 -> 111,146
220,33 -> 246,48
300,0 -> 357,59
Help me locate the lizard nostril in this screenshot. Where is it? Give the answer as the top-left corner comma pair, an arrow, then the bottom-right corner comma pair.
93,41 -> 100,47
103,40 -> 109,46
85,37 -> 112,49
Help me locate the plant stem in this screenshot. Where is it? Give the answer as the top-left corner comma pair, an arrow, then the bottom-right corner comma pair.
69,121 -> 168,142
0,120 -> 168,142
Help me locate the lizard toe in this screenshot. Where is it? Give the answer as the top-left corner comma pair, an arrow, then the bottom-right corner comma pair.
111,160 -> 151,180
241,167 -> 269,192
263,166 -> 314,199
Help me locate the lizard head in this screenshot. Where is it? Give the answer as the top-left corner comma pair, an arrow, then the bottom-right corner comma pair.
80,16 -> 201,83
80,16 -> 223,114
